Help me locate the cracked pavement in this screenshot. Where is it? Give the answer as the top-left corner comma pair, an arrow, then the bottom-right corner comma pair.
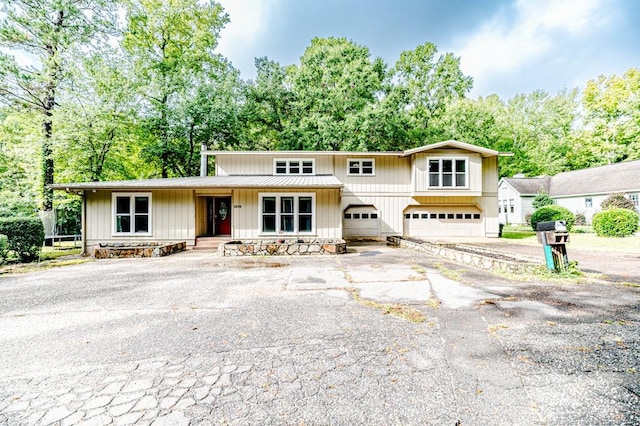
0,243 -> 638,425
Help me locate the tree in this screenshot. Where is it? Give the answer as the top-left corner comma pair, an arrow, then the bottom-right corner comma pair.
55,50 -> 143,183
499,89 -> 577,177
0,0 -> 115,210
388,42 -> 472,146
581,68 -> 640,165
286,37 -> 385,151
122,0 -> 229,177
0,109 -> 40,216
532,190 -> 555,209
241,57 -> 295,150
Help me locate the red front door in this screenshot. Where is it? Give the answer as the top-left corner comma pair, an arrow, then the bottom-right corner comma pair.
214,197 -> 231,235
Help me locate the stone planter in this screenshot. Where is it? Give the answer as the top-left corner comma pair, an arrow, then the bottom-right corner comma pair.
93,242 -> 186,259
222,239 -> 347,256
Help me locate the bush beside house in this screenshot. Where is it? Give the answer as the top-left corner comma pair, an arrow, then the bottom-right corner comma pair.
530,205 -> 575,231
0,217 -> 45,262
601,193 -> 636,211
592,208 -> 639,237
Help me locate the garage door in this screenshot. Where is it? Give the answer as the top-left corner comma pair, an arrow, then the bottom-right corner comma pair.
343,205 -> 381,237
403,206 -> 482,238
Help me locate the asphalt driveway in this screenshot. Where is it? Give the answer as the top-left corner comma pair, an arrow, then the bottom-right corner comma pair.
0,244 -> 638,425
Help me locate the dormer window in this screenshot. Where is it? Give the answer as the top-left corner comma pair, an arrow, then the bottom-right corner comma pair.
428,158 -> 467,188
274,159 -> 314,175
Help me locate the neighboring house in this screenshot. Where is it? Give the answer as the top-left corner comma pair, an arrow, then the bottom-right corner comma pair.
498,160 -> 640,225
498,175 -> 550,224
52,140 -> 508,254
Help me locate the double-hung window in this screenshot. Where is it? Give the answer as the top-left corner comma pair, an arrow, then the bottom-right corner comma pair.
347,159 -> 375,175
428,158 -> 467,188
260,193 -> 315,234
113,193 -> 151,235
585,198 -> 593,208
274,159 -> 314,175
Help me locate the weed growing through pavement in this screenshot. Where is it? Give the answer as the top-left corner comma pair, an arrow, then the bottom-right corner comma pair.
347,288 -> 426,323
433,262 -> 466,281
487,324 -> 509,334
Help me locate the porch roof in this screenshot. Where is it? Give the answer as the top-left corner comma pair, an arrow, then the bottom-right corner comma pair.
51,175 -> 344,192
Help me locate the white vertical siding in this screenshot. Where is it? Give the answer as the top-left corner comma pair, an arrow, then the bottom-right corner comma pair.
216,154 -> 333,176
85,190 -> 195,249
336,155 -> 411,195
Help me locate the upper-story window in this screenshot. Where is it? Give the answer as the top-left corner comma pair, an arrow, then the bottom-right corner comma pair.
629,194 -> 638,208
274,159 -> 314,175
347,159 -> 375,176
428,158 -> 467,188
585,197 -> 593,208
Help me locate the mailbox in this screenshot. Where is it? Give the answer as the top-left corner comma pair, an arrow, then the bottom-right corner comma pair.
536,221 -> 570,271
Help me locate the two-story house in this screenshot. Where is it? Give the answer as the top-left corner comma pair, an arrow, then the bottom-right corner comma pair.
52,140 -> 506,254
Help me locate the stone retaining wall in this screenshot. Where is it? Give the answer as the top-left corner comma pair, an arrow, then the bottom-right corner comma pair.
94,242 -> 186,259
387,236 -> 541,274
222,239 -> 347,256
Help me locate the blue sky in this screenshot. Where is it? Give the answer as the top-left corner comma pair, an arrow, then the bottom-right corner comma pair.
216,0 -> 640,99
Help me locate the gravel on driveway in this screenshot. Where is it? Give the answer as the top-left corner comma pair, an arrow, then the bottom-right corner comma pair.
0,243 -> 638,425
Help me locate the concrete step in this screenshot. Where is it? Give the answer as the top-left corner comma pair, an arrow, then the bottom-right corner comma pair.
194,237 -> 228,250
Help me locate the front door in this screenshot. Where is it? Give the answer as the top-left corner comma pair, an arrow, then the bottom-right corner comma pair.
214,197 -> 231,236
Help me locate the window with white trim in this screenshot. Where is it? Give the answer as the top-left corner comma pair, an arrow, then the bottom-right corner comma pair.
630,194 -> 638,207
347,159 -> 375,175
259,193 -> 315,234
428,158 -> 467,188
274,159 -> 314,175
585,197 -> 593,208
113,193 -> 151,235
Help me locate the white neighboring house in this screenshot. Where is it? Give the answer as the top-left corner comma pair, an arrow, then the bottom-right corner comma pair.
498,160 -> 640,225
498,175 -> 550,224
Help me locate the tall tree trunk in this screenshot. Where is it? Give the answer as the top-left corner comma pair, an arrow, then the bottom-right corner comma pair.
41,10 -> 65,211
161,95 -> 169,178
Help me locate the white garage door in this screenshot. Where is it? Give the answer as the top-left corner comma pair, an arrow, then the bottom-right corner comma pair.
403,206 -> 482,238
343,205 -> 381,237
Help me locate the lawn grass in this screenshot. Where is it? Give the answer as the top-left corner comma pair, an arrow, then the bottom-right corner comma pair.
501,225 -> 640,253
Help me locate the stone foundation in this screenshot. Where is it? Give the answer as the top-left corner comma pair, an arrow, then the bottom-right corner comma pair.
94,242 -> 186,259
222,239 -> 347,256
387,236 -> 541,273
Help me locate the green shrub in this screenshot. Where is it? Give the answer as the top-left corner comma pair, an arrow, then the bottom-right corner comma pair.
530,205 -> 575,231
0,234 -> 8,264
591,208 -> 639,237
601,193 -> 635,211
0,217 -> 45,262
532,190 -> 555,209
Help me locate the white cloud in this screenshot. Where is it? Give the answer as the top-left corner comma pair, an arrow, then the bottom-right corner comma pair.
456,0 -> 610,79
216,0 -> 276,55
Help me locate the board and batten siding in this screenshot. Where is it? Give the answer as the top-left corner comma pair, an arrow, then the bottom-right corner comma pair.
216,154 -> 334,175
230,188 -> 341,239
85,190 -> 196,249
336,155 -> 411,196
